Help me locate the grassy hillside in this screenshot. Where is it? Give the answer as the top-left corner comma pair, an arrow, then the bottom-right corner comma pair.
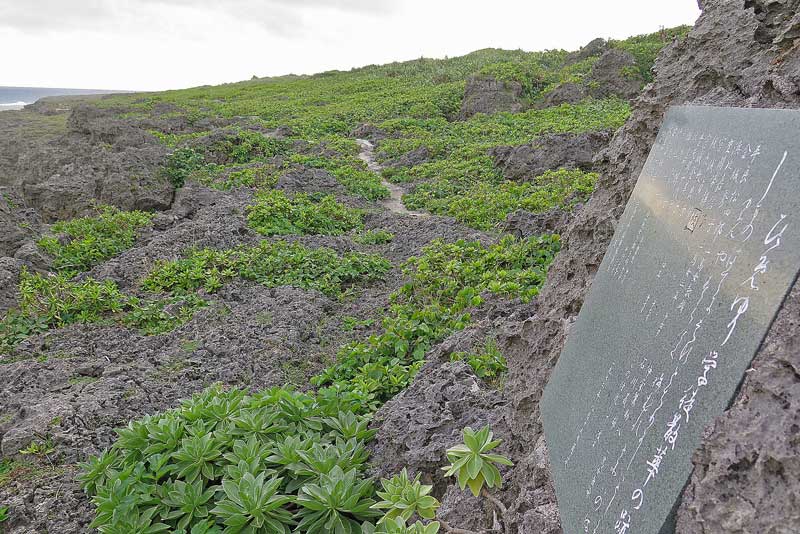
0,26 -> 690,534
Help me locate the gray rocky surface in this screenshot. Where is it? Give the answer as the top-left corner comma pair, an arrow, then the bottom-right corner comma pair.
498,0 -> 800,532
0,104 -> 174,225
489,131 -> 611,181
586,48 -> 645,100
566,37 -> 608,64
536,82 -> 589,108
460,75 -> 526,119
502,208 -> 573,238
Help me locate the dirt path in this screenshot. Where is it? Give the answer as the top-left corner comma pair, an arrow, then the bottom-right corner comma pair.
356,139 -> 427,217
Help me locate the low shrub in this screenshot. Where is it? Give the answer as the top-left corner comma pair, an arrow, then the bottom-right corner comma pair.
0,271 -> 209,353
198,164 -> 282,191
16,269 -> 126,328
37,206 -> 153,276
247,190 -> 364,236
212,129 -> 291,164
406,169 -> 598,230
163,147 -> 207,188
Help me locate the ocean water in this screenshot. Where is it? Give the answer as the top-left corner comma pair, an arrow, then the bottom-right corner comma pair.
0,86 -> 126,110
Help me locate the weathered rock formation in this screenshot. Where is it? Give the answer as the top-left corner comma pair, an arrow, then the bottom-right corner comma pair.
566,37 -> 609,64
586,48 -> 645,100
489,131 -> 611,181
0,105 -> 174,228
501,0 -> 800,532
460,75 -> 526,119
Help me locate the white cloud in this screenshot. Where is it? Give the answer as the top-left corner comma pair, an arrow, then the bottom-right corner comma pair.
0,0 -> 701,91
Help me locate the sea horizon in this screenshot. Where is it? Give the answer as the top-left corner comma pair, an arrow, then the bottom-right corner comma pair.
0,86 -> 130,109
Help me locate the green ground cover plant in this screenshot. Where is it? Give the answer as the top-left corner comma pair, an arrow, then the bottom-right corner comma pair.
353,229 -> 394,245
163,147 -> 208,188
162,129 -> 291,190
312,234 -> 560,402
200,164 -> 282,191
288,154 -> 389,201
449,338 -> 507,384
247,191 -> 364,236
210,129 -> 291,164
142,241 -> 390,298
407,169 -> 598,229
37,206 -> 153,276
0,270 -> 206,353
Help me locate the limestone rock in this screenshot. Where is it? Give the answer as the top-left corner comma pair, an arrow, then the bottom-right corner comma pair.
500,1 -> 800,532
587,48 -> 645,100
460,76 -> 525,119
489,131 -> 611,181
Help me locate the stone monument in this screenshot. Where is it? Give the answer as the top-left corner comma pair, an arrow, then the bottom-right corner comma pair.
541,106 -> 800,534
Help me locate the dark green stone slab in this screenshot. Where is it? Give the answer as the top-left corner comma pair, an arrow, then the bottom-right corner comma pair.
541,106 -> 800,534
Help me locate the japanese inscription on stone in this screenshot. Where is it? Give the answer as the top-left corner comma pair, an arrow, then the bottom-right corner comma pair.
541,106 -> 800,534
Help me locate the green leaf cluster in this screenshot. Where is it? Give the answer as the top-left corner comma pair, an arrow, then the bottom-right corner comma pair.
372,468 -> 439,524
353,229 -> 394,245
37,205 -> 153,276
449,338 -> 507,383
164,147 -> 208,188
211,130 -> 291,164
247,191 -> 364,236
78,385 -> 381,533
0,270 -> 207,353
442,426 -> 513,497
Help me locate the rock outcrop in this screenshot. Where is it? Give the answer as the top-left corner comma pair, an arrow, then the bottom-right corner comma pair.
499,0 -> 800,532
537,82 -> 588,108
566,37 -> 609,64
460,75 -> 526,119
489,131 -> 611,181
0,105 -> 174,227
586,48 -> 644,100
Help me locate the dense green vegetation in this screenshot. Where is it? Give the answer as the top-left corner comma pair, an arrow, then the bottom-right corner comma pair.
312,235 -> 560,403
143,241 -> 389,298
78,234 -> 554,533
100,29 -> 683,231
609,25 -> 692,81
406,168 -> 598,229
246,191 -> 364,236
37,205 -> 153,276
0,270 -> 207,354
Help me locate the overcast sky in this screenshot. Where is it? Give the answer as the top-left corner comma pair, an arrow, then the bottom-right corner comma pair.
0,0 -> 701,91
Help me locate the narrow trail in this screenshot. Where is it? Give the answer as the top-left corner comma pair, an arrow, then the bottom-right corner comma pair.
356,138 -> 427,217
